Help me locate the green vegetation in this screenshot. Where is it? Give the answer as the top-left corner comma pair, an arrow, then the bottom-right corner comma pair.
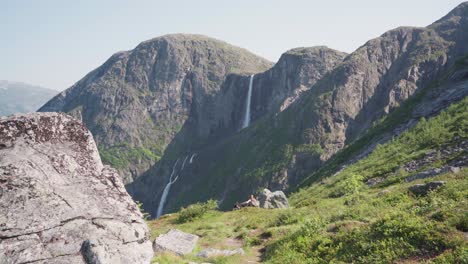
98,142 -> 162,169
149,98 -> 468,263
176,199 -> 218,224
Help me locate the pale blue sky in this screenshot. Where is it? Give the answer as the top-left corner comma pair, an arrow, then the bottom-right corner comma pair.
1,0 -> 464,90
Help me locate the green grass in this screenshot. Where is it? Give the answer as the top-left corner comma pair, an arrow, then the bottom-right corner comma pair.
98,142 -> 162,169
147,97 -> 468,263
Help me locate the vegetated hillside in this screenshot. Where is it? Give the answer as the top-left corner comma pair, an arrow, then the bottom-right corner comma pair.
0,80 -> 57,116
130,2 -> 468,216
39,34 -> 273,183
148,96 -> 467,264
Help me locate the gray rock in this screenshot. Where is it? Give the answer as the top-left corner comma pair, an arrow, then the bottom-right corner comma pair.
0,113 -> 153,264
153,229 -> 199,256
405,166 -> 462,182
449,166 -> 461,174
258,189 -> 289,209
409,181 -> 446,196
197,248 -> 244,258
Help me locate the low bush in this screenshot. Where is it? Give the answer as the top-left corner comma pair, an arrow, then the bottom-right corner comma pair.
176,199 -> 218,224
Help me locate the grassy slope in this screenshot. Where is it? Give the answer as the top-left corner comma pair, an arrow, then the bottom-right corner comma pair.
148,97 -> 467,263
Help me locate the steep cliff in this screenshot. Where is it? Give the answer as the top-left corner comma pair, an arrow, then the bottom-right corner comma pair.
127,46 -> 348,216
0,112 -> 153,263
40,34 -> 273,183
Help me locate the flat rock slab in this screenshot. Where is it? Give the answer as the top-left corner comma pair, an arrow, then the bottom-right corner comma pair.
197,248 -> 244,258
153,229 -> 199,256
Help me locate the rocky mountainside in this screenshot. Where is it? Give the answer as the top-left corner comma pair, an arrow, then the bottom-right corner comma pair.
40,34 -> 273,184
40,3 -> 468,218
128,2 -> 468,215
127,46 -> 348,215
0,113 -> 153,263
0,80 -> 57,116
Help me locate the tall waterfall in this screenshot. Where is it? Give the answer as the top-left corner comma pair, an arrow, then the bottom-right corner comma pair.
242,74 -> 255,129
156,155 -> 189,218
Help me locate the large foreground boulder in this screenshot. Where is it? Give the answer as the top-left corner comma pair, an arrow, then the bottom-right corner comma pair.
258,189 -> 289,209
153,229 -> 199,256
0,113 -> 153,263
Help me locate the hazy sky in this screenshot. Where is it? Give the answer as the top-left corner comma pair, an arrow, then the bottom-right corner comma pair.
1,0 -> 464,91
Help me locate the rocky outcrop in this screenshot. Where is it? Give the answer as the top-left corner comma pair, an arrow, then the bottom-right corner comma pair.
405,166 -> 461,182
153,229 -> 199,256
409,181 -> 446,196
0,113 -> 153,263
40,34 -> 273,184
258,189 -> 289,209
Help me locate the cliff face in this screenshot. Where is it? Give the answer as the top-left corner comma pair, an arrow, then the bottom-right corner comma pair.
0,112 -> 153,263
127,46 -> 348,216
40,34 -> 273,184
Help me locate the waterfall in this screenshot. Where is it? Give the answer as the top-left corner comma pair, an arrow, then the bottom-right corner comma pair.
189,153 -> 197,164
156,155 -> 190,218
242,74 -> 254,129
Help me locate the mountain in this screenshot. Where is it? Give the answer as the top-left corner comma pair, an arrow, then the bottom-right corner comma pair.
40,34 -> 273,184
40,3 -> 468,219
128,2 -> 468,215
0,80 -> 58,116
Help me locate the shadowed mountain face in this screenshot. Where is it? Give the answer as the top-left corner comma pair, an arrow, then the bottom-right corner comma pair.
0,81 -> 57,116
41,3 -> 468,217
40,34 -> 273,184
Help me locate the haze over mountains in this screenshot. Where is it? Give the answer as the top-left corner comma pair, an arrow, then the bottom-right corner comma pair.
0,80 -> 58,116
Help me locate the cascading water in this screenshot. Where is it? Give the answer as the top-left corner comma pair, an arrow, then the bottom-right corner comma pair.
189,153 -> 197,164
242,74 -> 255,129
156,155 -> 190,218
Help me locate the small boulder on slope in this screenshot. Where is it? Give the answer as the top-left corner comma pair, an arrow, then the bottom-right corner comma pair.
409,181 -> 446,196
258,189 -> 289,209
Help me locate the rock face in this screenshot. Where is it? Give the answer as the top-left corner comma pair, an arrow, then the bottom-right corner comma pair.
258,189 -> 289,209
408,181 -> 446,196
39,34 -> 273,184
0,113 -> 153,263
153,229 -> 199,256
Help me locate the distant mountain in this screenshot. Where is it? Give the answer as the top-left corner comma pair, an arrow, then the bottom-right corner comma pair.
0,81 -> 58,116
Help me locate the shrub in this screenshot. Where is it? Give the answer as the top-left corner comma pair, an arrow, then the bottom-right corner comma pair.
330,173 -> 364,197
270,210 -> 301,227
136,201 -> 151,221
176,199 -> 218,224
336,212 -> 448,263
